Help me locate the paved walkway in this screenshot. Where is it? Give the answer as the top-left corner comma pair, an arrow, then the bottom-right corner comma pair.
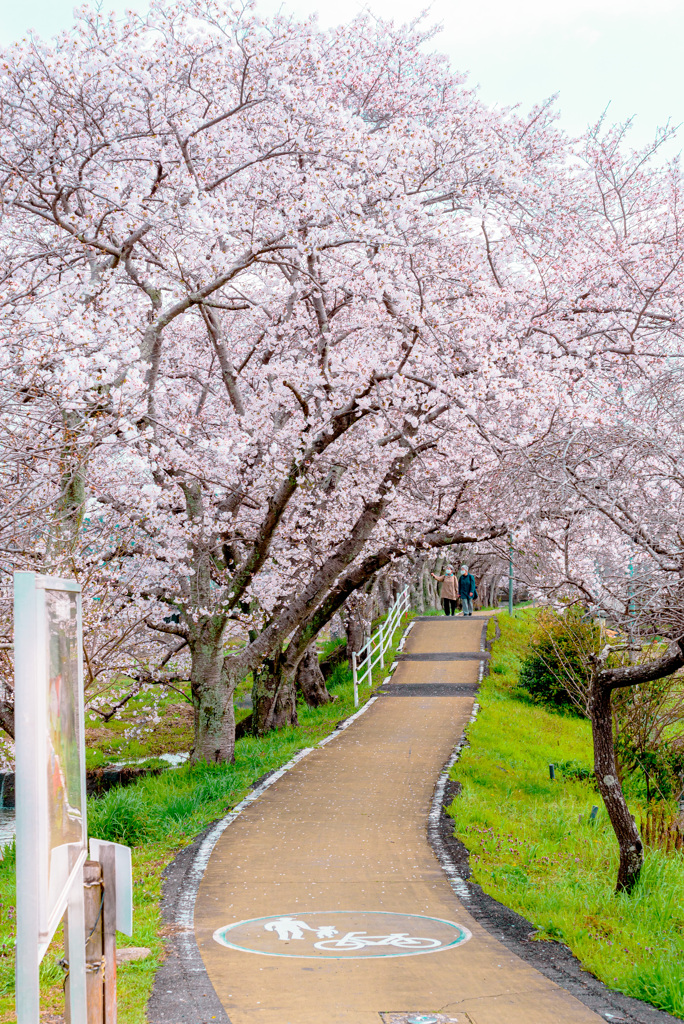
195,616 -> 603,1024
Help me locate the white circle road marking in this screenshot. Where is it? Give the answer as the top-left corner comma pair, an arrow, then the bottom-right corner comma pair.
212,911 -> 472,959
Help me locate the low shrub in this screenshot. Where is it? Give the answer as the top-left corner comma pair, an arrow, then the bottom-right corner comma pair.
517,608 -> 600,714
556,759 -> 596,785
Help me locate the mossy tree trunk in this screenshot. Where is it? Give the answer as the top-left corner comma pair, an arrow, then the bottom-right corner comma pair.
295,647 -> 333,707
251,649 -> 298,736
189,617 -> 235,763
46,410 -> 88,569
589,679 -> 644,893
342,598 -> 370,661
590,639 -> 684,893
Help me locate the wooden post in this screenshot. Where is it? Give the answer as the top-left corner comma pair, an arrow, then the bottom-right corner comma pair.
84,860 -> 104,1023
99,846 -> 118,1024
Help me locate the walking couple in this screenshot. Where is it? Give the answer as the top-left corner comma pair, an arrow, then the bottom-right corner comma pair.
432,565 -> 477,616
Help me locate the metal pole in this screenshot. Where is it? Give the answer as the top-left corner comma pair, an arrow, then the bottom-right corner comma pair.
64,871 -> 87,1024
352,651 -> 358,707
508,534 -> 514,617
14,573 -> 40,1024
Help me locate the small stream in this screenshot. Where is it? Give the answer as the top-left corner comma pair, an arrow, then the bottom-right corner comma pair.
0,753 -> 190,852
0,773 -> 15,850
0,808 -> 15,851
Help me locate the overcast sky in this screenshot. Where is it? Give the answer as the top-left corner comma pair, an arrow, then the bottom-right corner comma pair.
1,0 -> 681,151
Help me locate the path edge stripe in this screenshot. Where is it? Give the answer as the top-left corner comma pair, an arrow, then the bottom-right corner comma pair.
427,619 -> 488,904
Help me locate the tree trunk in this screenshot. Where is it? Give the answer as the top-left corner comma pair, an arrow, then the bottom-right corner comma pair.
375,574 -> 391,617
422,561 -> 434,611
329,613 -> 345,641
589,678 -> 644,892
426,557 -> 444,610
296,647 -> 333,707
46,410 -> 88,569
409,558 -> 425,613
252,649 -> 298,736
342,593 -> 371,661
0,701 -> 14,740
190,627 -> 236,763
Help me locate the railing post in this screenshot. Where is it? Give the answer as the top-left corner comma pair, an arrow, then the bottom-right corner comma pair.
349,588 -> 411,705
352,651 -> 358,707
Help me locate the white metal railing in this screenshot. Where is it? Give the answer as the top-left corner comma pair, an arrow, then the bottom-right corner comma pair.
351,586 -> 410,707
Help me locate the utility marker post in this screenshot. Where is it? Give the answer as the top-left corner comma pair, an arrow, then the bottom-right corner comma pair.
14,572 -> 132,1024
15,572 -> 88,1024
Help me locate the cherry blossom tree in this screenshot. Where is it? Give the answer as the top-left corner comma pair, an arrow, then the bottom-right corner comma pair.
3,1 -> 673,769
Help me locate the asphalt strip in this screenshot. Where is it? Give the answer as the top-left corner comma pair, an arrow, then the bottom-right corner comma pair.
147,617 -> 680,1024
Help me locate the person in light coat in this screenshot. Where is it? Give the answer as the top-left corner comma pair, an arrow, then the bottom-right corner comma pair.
430,566 -> 459,616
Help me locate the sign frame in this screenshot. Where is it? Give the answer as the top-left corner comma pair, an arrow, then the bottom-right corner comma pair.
15,571 -> 88,1024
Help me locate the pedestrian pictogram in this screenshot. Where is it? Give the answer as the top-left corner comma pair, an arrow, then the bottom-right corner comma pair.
213,911 -> 471,959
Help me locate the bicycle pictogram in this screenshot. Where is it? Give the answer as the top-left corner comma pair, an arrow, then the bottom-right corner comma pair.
213,910 -> 471,959
314,931 -> 442,951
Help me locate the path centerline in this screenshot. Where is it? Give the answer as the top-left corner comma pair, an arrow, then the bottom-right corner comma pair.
192,615 -> 604,1024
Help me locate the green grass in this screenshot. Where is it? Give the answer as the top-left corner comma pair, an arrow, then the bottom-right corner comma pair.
317,635 -> 347,660
449,610 -> 684,1019
0,612 -> 412,1022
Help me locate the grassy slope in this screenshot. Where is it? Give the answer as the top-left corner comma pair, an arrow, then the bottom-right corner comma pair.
448,609 -> 684,1019
0,613 -> 412,1023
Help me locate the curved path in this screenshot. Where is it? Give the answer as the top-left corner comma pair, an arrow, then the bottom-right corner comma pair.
194,616 -> 603,1024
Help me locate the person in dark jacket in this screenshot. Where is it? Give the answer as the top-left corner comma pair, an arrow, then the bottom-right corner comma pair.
458,565 -> 477,616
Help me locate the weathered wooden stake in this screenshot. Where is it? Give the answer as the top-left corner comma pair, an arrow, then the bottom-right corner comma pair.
83,860 -> 104,1024
99,846 -> 118,1024
66,860 -> 105,1023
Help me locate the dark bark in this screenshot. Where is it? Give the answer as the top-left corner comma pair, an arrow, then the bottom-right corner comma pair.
225,399 -> 372,613
252,650 -> 298,736
296,648 -> 333,707
375,574 -> 392,617
0,700 -> 14,740
189,619 -> 235,764
342,601 -> 370,660
234,713 -> 253,740
589,679 -> 644,893
267,527 -> 506,692
600,644 -> 684,689
591,637 -> 684,893
408,558 -> 426,613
